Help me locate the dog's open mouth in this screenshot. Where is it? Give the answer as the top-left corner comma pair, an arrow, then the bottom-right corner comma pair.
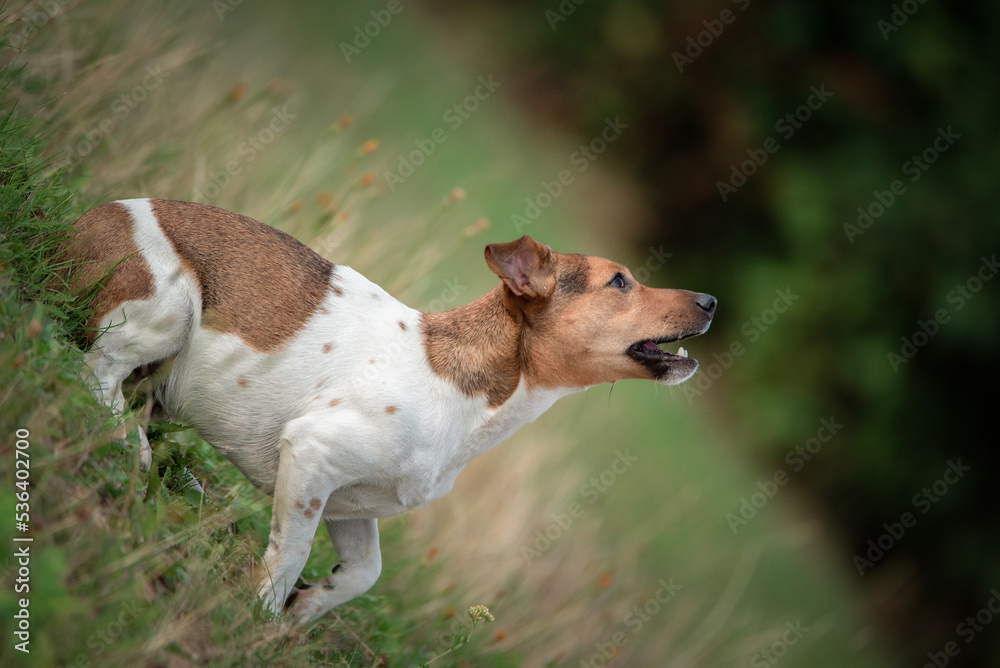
626,337 -> 694,363
625,335 -> 702,384
628,339 -> 689,360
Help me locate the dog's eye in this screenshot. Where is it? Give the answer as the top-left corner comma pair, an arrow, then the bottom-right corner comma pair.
608,273 -> 628,290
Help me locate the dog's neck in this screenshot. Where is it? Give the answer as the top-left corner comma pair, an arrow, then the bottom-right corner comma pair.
421,284 -> 533,408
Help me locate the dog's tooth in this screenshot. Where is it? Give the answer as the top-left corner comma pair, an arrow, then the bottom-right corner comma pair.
677,346 -> 687,358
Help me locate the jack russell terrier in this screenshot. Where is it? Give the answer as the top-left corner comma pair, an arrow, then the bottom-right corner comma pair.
67,198 -> 716,623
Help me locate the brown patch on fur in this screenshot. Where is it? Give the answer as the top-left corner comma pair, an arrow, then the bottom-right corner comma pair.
65,202 -> 155,344
304,508 -> 314,519
315,378 -> 326,389
385,405 -> 397,414
237,375 -> 249,388
398,321 -> 407,331
331,284 -> 344,297
294,501 -> 304,509
150,200 -> 334,351
328,398 -> 340,407
322,342 -> 333,353
421,286 -> 521,408
309,498 -> 321,510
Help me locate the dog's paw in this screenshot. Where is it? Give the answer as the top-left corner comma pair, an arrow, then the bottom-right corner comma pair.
285,583 -> 330,625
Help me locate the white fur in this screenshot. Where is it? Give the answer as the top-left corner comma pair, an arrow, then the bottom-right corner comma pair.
84,199 -> 578,622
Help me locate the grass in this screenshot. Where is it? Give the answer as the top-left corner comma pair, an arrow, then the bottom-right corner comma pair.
0,1 -> 905,666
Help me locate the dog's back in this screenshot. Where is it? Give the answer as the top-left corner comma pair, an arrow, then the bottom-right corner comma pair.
70,199 -> 439,492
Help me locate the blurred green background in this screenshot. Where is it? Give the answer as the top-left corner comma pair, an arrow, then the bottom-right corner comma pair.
2,0 -> 998,666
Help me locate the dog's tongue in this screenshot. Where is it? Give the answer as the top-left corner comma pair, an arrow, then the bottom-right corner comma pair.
642,341 -> 661,352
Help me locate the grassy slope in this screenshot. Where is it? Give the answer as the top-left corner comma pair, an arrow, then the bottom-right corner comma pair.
0,1 -> 899,666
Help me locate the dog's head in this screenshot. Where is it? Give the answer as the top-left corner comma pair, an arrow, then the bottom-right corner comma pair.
485,235 -> 715,388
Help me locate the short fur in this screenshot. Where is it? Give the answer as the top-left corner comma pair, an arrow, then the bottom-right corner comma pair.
69,199 -> 715,623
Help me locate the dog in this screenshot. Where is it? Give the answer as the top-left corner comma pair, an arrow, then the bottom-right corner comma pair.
67,198 -> 715,623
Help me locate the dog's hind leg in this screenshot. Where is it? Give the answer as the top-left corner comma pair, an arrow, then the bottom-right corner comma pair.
287,518 -> 381,624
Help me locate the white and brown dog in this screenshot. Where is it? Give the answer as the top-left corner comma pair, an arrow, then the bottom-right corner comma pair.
67,198 -> 715,623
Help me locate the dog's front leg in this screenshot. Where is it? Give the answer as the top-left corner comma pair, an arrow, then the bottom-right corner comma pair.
256,433 -> 337,617
287,517 -> 381,624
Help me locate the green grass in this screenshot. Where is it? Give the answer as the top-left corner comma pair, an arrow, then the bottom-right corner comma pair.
0,1 -> 906,666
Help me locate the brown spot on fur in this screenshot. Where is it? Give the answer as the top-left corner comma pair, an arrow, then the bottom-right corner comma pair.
294,501 -> 304,509
398,321 -> 407,331
149,200 -> 334,351
237,375 -> 249,388
328,398 -> 340,407
322,342 -> 333,353
304,508 -> 314,519
385,405 -> 397,414
315,378 -> 326,389
65,202 -> 155,344
309,498 -> 321,510
331,284 -> 344,297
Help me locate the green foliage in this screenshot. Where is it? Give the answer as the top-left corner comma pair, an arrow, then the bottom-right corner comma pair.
481,0 -> 1000,662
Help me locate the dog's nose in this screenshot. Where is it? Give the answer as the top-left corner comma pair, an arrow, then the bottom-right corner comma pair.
694,293 -> 717,316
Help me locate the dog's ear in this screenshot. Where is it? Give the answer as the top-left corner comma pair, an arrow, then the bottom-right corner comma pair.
485,236 -> 556,299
